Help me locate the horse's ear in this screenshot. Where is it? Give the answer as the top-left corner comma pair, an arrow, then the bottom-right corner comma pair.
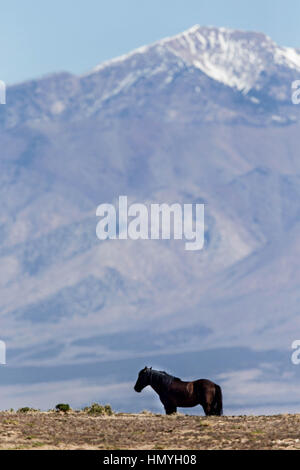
150,367 -> 152,370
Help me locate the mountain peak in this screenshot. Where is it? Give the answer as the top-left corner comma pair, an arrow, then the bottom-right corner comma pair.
163,25 -> 300,92
4,25 -> 300,132
90,24 -> 300,94
88,25 -> 300,95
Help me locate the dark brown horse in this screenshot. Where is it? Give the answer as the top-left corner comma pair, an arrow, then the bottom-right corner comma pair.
134,367 -> 223,416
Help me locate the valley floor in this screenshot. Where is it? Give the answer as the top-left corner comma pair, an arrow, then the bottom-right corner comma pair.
0,411 -> 300,450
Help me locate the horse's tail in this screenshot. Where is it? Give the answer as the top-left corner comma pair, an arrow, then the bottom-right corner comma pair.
212,384 -> 223,416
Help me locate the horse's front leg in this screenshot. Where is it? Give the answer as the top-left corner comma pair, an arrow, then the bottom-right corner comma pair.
165,405 -> 177,415
162,401 -> 177,415
159,394 -> 177,415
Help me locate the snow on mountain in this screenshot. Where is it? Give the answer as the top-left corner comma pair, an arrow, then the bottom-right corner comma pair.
164,25 -> 300,93
1,26 -> 300,413
3,25 -> 300,130
87,24 -> 300,99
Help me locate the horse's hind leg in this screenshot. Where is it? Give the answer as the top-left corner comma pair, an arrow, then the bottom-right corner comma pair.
202,403 -> 212,416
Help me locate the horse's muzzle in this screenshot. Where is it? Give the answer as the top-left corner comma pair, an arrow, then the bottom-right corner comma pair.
134,385 -> 141,393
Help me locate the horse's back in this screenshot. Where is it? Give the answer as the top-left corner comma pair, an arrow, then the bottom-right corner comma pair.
194,378 -> 219,388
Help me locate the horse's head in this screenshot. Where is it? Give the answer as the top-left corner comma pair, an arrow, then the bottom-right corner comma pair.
134,366 -> 152,392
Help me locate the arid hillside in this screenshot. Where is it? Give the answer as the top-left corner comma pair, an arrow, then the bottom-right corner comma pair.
1,411 -> 300,450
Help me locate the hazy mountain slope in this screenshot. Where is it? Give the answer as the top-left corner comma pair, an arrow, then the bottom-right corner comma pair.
1,26 -> 300,413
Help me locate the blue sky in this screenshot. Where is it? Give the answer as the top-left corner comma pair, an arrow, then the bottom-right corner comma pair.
1,0 -> 300,84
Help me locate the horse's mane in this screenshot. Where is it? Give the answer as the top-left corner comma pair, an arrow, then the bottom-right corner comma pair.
150,369 -> 182,387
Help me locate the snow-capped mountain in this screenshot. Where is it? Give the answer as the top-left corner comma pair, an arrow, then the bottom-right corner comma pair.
1,26 -> 300,414
164,25 -> 300,92
3,25 -> 300,130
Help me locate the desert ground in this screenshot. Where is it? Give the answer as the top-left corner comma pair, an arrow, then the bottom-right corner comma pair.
1,410 -> 300,450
